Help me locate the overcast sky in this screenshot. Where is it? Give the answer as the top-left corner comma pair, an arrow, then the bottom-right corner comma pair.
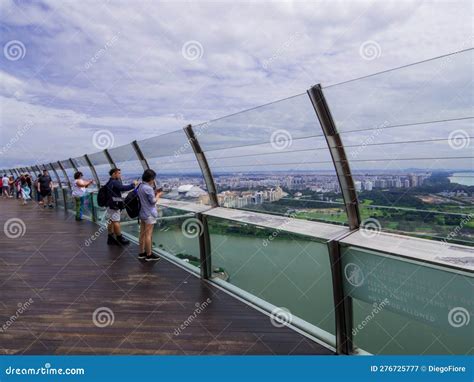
0,0 -> 472,170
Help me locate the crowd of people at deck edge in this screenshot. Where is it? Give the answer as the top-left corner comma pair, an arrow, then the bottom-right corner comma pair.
0,171 -> 53,206
1,167 -> 163,262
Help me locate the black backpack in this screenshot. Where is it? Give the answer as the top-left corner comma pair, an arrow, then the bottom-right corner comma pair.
124,185 -> 141,219
97,182 -> 109,208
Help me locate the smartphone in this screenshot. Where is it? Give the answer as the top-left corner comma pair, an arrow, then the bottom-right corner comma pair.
156,187 -> 163,193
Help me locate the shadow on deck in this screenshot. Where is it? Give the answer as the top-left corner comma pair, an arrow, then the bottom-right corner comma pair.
0,198 -> 332,355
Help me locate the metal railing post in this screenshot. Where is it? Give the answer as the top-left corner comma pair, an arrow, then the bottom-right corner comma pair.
69,158 -> 79,172
49,163 -> 63,190
84,154 -> 101,187
328,240 -> 353,354
307,84 -> 360,230
57,161 -> 72,189
197,213 -> 212,279
184,124 -> 219,207
103,149 -> 116,169
131,140 -> 150,170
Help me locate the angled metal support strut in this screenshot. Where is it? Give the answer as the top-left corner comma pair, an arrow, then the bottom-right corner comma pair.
131,140 -> 150,170
307,84 -> 360,230
103,149 -> 116,169
48,163 -> 63,189
184,124 -> 219,207
84,154 -> 101,187
57,161 -> 72,189
69,158 -> 79,173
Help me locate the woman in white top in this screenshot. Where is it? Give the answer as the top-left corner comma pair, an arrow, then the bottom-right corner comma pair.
72,171 -> 93,221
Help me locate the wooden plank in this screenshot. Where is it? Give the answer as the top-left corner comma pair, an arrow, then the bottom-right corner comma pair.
0,199 -> 333,355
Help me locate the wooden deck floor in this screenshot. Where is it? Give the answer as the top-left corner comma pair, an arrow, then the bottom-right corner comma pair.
0,198 -> 333,355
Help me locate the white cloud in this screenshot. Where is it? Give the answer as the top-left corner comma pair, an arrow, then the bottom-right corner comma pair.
0,0 -> 472,169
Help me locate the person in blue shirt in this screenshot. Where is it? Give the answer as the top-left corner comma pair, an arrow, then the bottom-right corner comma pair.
105,168 -> 137,245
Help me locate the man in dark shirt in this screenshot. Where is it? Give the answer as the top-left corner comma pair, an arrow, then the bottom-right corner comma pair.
105,168 -> 137,245
38,170 -> 53,208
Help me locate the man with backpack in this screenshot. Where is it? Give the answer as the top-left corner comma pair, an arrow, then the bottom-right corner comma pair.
103,168 -> 137,245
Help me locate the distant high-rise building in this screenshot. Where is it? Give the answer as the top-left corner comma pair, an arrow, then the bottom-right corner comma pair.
354,181 -> 362,192
409,174 -> 418,187
363,180 -> 373,191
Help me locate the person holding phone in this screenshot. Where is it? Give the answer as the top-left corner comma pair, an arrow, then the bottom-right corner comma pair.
137,169 -> 163,261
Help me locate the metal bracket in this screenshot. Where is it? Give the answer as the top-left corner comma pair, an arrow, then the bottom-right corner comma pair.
184,124 -> 219,207
307,84 -> 360,230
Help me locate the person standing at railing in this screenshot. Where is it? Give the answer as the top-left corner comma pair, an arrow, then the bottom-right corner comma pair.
1,174 -> 10,198
20,174 -> 32,205
38,169 -> 54,208
137,169 -> 163,262
105,168 -> 137,245
72,171 -> 94,221
8,176 -> 15,198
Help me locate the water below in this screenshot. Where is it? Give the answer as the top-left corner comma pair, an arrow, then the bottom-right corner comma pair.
449,172 -> 474,186
122,220 -> 472,354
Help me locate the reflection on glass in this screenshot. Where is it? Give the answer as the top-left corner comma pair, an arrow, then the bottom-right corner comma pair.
208,216 -> 335,338
120,207 -> 200,267
197,93 -> 345,224
137,131 -> 209,204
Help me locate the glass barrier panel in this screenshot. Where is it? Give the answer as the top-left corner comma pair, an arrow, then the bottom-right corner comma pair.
137,131 -> 209,204
64,188 -> 74,211
341,245 -> 473,354
324,50 -> 473,243
51,162 -> 67,187
56,188 -> 65,208
120,206 -> 201,268
207,216 -> 336,340
107,144 -> 141,183
324,49 -> 474,133
198,93 -> 345,224
59,160 -> 76,183
88,151 -> 112,185
91,192 -> 107,222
